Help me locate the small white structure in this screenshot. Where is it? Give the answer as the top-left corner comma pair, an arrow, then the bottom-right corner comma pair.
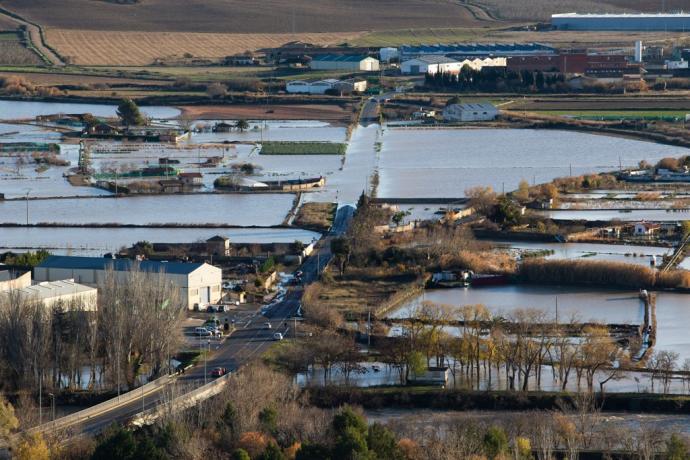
401,55 -> 462,75
286,79 -> 339,95
634,40 -> 643,62
334,78 -> 368,94
634,222 -> 660,236
443,103 -> 498,122
0,269 -> 31,292
379,47 -> 399,62
9,280 -> 98,311
309,55 -> 380,72
666,60 -> 689,69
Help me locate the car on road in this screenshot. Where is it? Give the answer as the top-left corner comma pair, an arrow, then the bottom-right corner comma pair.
273,332 -> 283,341
194,327 -> 212,337
264,322 -> 272,330
210,367 -> 228,378
207,305 -> 216,313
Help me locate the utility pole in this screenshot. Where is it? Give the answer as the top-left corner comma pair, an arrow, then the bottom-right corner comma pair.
24,189 -> 30,225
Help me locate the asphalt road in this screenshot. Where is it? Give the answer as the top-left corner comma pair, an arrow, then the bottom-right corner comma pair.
67,205 -> 355,437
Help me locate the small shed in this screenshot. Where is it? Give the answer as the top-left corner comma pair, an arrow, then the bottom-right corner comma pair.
207,235 -> 231,257
443,103 -> 498,122
634,222 -> 661,236
179,172 -> 203,186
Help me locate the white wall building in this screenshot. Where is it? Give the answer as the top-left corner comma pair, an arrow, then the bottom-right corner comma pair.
443,103 -> 498,122
5,279 -> 98,311
379,47 -> 399,62
401,56 -> 462,75
286,79 -> 339,94
34,256 -> 222,310
0,269 -> 31,292
310,55 -> 380,72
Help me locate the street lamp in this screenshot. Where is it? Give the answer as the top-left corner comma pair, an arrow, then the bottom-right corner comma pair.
48,393 -> 55,422
204,339 -> 211,385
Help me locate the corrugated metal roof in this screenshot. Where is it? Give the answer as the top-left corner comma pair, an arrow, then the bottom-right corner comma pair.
38,256 -> 206,275
400,43 -> 555,55
405,55 -> 459,64
311,54 -> 373,62
18,280 -> 96,299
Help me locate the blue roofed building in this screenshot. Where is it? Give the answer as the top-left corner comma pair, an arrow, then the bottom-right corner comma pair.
34,256 -> 222,309
399,43 -> 556,61
309,54 -> 380,72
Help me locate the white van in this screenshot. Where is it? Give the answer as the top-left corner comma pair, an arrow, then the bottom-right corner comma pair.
195,327 -> 212,337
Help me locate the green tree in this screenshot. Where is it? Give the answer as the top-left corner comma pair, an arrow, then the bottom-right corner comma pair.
333,426 -> 369,460
260,256 -> 275,274
330,237 -> 351,276
367,423 -> 403,460
133,436 -> 168,460
483,426 -> 508,459
259,406 -> 278,435
116,99 -> 145,127
91,426 -> 136,460
406,350 -> 427,380
391,211 -> 409,226
296,443 -> 332,460
495,197 -> 522,227
260,442 -> 286,460
232,449 -> 251,460
666,433 -> 688,460
236,119 -> 250,132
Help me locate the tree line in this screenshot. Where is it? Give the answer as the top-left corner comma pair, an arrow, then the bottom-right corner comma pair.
425,67 -> 567,93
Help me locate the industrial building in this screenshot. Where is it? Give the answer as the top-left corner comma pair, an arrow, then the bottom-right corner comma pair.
552,13 -> 690,31
443,103 -> 498,122
399,43 -> 556,61
286,78 -> 367,94
309,54 -> 380,72
35,256 -> 222,310
0,268 -> 31,292
6,280 -> 98,311
402,56 -> 506,75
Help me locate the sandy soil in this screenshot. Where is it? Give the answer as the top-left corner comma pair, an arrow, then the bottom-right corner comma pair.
179,104 -> 354,123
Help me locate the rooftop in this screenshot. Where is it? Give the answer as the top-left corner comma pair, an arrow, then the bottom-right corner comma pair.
448,102 -> 497,111
405,55 -> 459,64
311,54 -> 375,62
553,13 -> 690,18
401,43 -> 555,55
38,256 -> 206,275
17,280 -> 96,299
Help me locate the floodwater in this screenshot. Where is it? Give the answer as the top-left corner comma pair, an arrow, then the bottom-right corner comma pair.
0,227 -> 320,256
390,286 -> 690,362
366,408 -> 690,436
535,208 -> 690,221
188,120 -> 346,144
0,100 -> 180,120
488,240 -> 671,267
0,194 -> 294,226
377,128 -> 688,198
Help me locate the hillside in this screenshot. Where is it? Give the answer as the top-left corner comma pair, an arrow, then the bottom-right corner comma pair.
0,0 -> 484,33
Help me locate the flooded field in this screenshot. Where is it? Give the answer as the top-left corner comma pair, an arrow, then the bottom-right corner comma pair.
189,120 -> 346,144
0,194 -> 294,226
0,100 -> 180,120
377,128 -> 687,198
390,286 -> 690,362
489,240 -> 671,267
535,209 -> 690,221
0,227 -> 320,256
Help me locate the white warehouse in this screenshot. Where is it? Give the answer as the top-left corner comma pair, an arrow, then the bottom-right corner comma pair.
286,79 -> 339,94
10,280 -> 98,311
310,54 -> 380,72
443,103 -> 498,122
402,55 -> 507,75
34,256 -> 222,310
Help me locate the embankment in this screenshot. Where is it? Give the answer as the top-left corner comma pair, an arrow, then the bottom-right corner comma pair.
309,386 -> 690,414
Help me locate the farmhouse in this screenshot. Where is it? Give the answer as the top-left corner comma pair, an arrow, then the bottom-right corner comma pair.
34,256 -> 222,310
309,55 -> 380,72
443,103 -> 498,122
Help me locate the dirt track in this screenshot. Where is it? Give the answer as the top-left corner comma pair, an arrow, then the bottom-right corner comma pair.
0,7 -> 64,65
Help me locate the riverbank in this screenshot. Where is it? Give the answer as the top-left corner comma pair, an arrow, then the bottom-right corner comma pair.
309,386 -> 690,415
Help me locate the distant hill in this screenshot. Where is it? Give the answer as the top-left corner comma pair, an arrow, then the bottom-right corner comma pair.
0,0 -> 484,33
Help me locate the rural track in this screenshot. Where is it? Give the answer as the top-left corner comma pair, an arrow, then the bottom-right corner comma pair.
0,7 -> 65,66
458,1 -> 501,23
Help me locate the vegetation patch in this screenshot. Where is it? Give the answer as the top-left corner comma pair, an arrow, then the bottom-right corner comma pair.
259,141 -> 346,156
294,202 -> 336,232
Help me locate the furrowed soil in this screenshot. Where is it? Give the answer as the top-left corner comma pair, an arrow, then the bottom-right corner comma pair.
1,0 -> 483,32
179,104 -> 355,123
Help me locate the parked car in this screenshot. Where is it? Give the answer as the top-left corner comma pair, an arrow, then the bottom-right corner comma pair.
263,322 -> 272,330
207,305 -> 216,313
273,332 -> 283,341
216,305 -> 226,313
194,327 -> 212,337
210,367 -> 228,378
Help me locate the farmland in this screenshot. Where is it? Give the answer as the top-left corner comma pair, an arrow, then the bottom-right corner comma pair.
0,0 -> 483,33
0,32 -> 42,65
45,30 -> 363,66
259,141 -> 347,155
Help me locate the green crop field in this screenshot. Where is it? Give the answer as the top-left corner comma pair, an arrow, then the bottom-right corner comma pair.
260,141 -> 347,155
536,110 -> 689,121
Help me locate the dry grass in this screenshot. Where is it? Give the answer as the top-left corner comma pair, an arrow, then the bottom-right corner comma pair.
4,0 -> 482,33
180,104 -> 354,123
45,29 -> 362,65
294,202 -> 337,232
0,41 -> 42,65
